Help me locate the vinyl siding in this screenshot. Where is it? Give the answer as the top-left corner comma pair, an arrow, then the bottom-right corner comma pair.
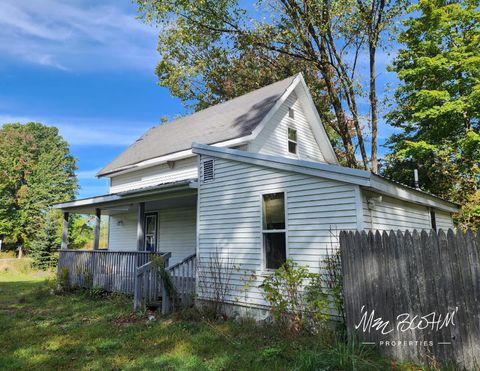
197,155 -> 358,309
361,191 -> 454,231
159,206 -> 196,266
108,212 -> 137,251
109,157 -> 197,193
107,206 -> 197,266
435,211 -> 454,230
251,92 -> 326,162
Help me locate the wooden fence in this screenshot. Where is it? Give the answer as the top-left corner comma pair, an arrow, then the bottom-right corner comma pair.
134,253 -> 196,313
340,229 -> 480,369
57,249 -> 169,295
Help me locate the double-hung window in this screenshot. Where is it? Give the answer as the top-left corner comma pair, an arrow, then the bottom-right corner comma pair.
262,192 -> 287,269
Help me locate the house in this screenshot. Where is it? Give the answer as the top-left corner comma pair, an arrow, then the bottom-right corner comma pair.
54,73 -> 459,316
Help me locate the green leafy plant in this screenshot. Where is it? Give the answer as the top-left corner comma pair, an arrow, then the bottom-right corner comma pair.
263,260 -> 331,334
57,267 -> 71,292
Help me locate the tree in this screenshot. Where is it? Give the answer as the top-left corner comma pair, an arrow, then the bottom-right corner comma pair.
137,0 -> 405,170
0,123 -> 78,251
383,0 -> 480,228
356,0 -> 407,173
30,211 -> 59,269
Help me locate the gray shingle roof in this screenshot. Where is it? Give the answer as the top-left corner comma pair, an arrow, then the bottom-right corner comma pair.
97,75 -> 298,176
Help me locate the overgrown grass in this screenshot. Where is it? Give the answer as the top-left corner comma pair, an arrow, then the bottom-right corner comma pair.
0,250 -> 17,259
0,266 -> 428,370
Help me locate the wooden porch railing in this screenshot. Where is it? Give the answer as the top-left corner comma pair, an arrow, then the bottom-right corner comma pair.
57,249 -> 170,295
134,253 -> 197,313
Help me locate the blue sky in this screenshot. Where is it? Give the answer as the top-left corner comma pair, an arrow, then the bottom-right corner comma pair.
0,0 -> 399,199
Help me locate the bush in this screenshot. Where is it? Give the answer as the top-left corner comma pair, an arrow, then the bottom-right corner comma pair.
262,260 -> 330,334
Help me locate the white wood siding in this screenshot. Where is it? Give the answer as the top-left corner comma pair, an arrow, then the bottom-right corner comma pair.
250,92 -> 326,162
107,206 -> 197,266
109,157 -> 197,193
361,191 -> 454,231
197,155 -> 357,309
159,206 -> 196,266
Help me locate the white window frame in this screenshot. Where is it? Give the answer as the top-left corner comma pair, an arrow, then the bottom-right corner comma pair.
260,190 -> 289,271
287,126 -> 298,155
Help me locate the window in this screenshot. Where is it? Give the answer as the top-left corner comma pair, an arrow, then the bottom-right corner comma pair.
262,192 -> 286,269
430,209 -> 437,231
289,107 -> 295,118
144,212 -> 158,252
288,127 -> 297,154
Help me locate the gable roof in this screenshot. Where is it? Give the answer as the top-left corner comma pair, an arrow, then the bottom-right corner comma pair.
192,143 -> 460,213
97,75 -> 300,177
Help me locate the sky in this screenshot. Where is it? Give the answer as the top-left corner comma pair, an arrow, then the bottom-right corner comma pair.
0,0 -> 399,199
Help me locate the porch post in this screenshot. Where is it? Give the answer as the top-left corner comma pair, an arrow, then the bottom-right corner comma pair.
61,212 -> 69,249
93,208 -> 101,250
136,202 -> 145,251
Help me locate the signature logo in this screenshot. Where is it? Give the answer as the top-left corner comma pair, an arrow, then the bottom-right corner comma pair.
355,305 -> 458,335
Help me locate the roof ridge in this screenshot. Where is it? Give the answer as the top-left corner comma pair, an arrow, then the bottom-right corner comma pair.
97,74 -> 301,177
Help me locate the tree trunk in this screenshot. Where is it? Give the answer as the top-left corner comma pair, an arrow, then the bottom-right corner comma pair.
369,44 -> 378,173
317,48 -> 357,167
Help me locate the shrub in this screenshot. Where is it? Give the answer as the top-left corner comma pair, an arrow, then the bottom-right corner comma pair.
262,260 -> 330,334
197,247 -> 238,318
57,267 -> 71,292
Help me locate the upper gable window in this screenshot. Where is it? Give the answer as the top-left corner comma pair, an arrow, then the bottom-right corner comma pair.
288,127 -> 297,154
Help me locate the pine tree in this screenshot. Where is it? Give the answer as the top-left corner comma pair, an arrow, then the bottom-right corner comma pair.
30,212 -> 59,270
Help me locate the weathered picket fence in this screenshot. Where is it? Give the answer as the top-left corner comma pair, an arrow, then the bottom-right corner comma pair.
340,229 -> 480,369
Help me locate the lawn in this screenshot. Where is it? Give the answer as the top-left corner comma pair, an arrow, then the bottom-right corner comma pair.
0,263 -> 402,371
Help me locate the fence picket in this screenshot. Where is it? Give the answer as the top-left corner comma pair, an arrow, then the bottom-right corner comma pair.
340,228 -> 479,369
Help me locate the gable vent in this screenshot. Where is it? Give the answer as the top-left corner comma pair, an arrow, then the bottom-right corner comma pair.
201,159 -> 215,183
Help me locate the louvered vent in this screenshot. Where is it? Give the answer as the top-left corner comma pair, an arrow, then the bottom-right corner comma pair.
202,159 -> 215,183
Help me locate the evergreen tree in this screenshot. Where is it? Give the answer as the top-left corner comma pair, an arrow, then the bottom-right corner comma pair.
30,211 -> 59,270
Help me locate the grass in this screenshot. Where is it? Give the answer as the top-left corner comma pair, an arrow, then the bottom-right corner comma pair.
0,265 -> 424,371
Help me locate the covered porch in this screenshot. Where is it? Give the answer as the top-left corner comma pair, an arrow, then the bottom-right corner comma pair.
53,180 -> 198,312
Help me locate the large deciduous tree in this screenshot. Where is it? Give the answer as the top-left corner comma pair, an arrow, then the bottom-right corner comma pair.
137,0 -> 405,170
0,123 -> 78,250
383,0 -> 480,229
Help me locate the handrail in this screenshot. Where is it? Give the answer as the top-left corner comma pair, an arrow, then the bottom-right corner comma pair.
166,253 -> 196,272
59,249 -> 169,255
133,252 -> 171,312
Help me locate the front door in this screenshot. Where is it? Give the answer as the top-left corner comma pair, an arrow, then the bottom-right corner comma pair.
144,212 -> 158,252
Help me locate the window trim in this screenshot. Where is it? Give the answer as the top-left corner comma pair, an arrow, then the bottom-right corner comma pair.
287,127 -> 298,155
260,190 -> 289,271
144,212 -> 158,252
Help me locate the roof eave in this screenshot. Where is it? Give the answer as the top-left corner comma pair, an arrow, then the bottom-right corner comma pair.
192,143 -> 460,213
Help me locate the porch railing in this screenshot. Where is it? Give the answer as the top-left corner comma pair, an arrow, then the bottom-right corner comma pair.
134,253 -> 197,313
57,249 -> 170,295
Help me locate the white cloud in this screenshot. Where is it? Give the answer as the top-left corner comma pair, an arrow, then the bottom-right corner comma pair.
0,114 -> 152,146
0,0 -> 159,72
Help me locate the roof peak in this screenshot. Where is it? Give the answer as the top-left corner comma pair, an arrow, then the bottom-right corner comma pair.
97,74 -> 301,177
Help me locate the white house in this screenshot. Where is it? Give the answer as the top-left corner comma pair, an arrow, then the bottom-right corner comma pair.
54,73 -> 459,314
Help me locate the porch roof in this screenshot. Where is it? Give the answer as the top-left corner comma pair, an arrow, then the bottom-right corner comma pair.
52,179 -> 197,214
